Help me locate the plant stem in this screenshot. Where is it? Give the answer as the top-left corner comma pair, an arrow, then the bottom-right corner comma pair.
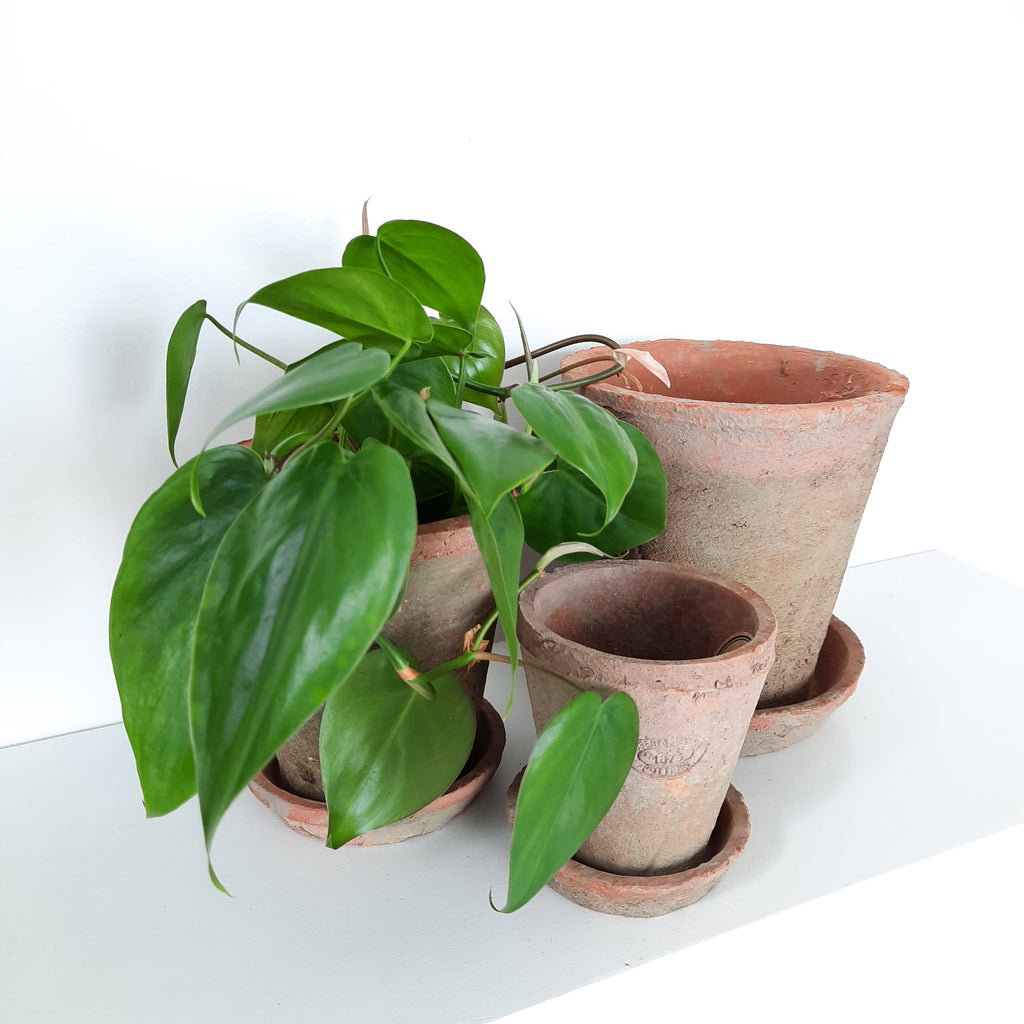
462,378 -> 511,398
204,314 -> 288,370
504,333 -> 619,370
383,339 -> 414,378
537,352 -> 619,383
546,362 -> 626,391
414,557 -> 583,695
469,652 -> 587,694
415,642 -> 586,698
286,396 -> 355,463
377,635 -> 435,700
453,352 -> 469,407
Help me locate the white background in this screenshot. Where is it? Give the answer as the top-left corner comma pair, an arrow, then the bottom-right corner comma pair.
2,0 -> 1020,746
0,3 -> 1020,1018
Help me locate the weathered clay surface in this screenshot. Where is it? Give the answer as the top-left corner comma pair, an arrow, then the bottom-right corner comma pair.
250,699 -> 506,845
561,339 -> 907,712
743,614 -> 865,755
518,559 -> 776,876
277,514 -> 494,801
505,773 -> 751,917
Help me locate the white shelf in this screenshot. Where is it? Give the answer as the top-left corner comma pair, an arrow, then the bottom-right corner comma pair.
2,551 -> 1021,1023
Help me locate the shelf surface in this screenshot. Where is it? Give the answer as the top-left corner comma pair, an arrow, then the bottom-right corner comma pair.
2,551 -> 1022,1023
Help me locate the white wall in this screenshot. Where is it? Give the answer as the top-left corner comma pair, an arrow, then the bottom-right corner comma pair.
2,0 -> 1020,746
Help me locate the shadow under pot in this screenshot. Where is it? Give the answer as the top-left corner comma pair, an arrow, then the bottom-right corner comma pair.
259,514 -> 502,842
515,559 -> 776,917
561,339 -> 908,755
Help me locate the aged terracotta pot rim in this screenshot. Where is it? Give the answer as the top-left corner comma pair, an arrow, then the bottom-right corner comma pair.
412,513 -> 475,558
519,559 -> 777,677
561,338 -> 909,412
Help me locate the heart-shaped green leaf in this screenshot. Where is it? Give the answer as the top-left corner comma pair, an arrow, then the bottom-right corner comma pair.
371,373 -> 480,518
377,220 -> 484,333
320,648 -> 475,848
373,380 -> 459,474
165,299 -> 207,466
245,266 -> 432,352
499,690 -> 639,913
444,306 -> 505,412
341,234 -> 385,272
202,342 -> 390,449
189,441 -> 417,883
350,356 -> 462,460
426,318 -> 475,356
511,383 -> 637,528
109,445 -> 266,816
428,402 -> 555,516
518,421 -> 666,558
390,355 -> 458,407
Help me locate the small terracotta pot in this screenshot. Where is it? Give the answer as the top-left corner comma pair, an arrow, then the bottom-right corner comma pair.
517,559 -> 776,878
276,514 -> 494,802
562,339 -> 907,752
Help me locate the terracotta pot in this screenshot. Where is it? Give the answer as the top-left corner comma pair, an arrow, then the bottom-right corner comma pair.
561,339 -> 907,751
276,514 -> 494,803
517,559 -> 776,879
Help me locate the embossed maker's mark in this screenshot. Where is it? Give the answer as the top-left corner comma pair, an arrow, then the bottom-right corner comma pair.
633,736 -> 708,778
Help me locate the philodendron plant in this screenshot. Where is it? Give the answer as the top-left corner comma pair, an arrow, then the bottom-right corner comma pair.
109,217 -> 667,912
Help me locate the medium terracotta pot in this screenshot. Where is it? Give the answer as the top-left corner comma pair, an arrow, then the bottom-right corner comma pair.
562,339 -> 907,752
517,559 -> 776,880
276,514 -> 494,803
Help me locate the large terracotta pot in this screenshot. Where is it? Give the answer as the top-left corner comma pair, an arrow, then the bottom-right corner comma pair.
517,559 -> 776,885
562,339 -> 907,753
276,514 -> 495,802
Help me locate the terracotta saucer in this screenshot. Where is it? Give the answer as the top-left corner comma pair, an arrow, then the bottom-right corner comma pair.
249,698 -> 506,845
504,770 -> 751,918
742,615 -> 866,756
